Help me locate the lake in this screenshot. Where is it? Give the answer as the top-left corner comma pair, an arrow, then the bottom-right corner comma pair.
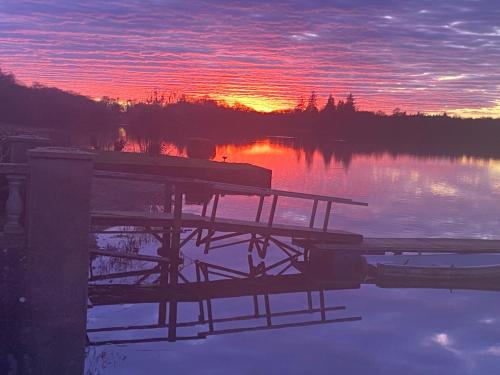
86,138 -> 500,375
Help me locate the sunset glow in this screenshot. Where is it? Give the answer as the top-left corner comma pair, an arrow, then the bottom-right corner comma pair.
214,95 -> 293,113
1,1 -> 499,117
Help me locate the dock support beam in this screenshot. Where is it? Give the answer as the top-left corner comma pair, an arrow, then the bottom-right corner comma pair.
167,187 -> 183,341
23,147 -> 95,375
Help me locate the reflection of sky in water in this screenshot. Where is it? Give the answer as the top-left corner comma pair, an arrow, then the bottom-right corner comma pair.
86,141 -> 500,374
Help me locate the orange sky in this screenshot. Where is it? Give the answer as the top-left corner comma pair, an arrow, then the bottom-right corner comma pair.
1,1 -> 499,117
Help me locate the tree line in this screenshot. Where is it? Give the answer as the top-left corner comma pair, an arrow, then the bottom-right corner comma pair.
1,69 -> 500,159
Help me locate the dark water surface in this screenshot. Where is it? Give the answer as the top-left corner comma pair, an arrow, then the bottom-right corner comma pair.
86,139 -> 500,375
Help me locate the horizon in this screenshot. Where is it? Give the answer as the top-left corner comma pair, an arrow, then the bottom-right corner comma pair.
3,68 -> 499,119
1,1 -> 499,117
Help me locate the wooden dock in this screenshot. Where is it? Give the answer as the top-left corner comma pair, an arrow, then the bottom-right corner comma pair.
88,168 -> 500,344
91,210 -> 363,244
95,151 -> 272,188
294,237 -> 500,255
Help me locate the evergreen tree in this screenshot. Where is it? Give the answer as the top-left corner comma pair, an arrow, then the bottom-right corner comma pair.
336,99 -> 345,112
344,93 -> 356,112
294,96 -> 305,112
305,91 -> 318,113
322,94 -> 336,113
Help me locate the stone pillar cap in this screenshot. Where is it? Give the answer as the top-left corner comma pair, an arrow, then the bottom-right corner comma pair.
28,147 -> 96,161
7,134 -> 51,143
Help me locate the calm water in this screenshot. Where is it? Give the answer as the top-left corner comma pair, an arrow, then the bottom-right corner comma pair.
86,139 -> 500,375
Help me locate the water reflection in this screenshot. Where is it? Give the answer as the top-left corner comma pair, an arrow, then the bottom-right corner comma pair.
86,139 -> 500,374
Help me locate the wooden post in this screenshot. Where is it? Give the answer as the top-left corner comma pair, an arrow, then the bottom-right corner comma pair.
264,294 -> 272,327
307,291 -> 313,311
196,200 -> 208,245
323,201 -> 332,232
309,199 -> 318,228
24,147 -> 94,375
167,185 -> 183,341
201,264 -> 215,333
247,254 -> 260,317
204,193 -> 219,253
248,194 -> 265,253
158,183 -> 172,325
319,289 -> 326,321
195,262 -> 205,323
260,195 -> 278,258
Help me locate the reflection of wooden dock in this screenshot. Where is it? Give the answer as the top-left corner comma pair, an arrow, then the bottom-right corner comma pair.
376,263 -> 500,291
294,237 -> 500,255
88,169 -> 500,344
90,170 -> 369,341
89,273 -> 361,305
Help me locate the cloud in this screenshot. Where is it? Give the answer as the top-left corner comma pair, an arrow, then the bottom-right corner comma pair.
0,0 -> 499,115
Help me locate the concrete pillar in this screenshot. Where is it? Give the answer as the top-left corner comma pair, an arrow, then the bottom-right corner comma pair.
23,147 -> 95,374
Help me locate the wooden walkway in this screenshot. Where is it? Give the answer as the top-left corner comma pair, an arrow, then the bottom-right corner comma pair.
294,237 -> 500,254
92,210 -> 364,244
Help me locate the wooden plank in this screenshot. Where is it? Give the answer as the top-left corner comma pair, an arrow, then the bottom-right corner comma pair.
211,182 -> 368,206
91,248 -> 170,263
89,267 -> 160,282
94,151 -> 272,188
201,217 -> 363,244
309,199 -> 318,228
91,210 -> 200,227
93,169 -> 366,206
92,210 -> 364,244
294,237 -> 500,254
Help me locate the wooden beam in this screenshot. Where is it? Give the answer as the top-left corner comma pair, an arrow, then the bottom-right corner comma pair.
90,249 -> 170,263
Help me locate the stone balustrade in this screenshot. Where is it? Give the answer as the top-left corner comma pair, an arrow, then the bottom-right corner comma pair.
0,135 -> 51,235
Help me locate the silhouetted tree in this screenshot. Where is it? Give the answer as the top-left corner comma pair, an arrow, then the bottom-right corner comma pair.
294,96 -> 305,112
392,108 -> 406,117
0,70 -> 120,132
344,93 -> 356,112
336,99 -> 345,112
305,91 -> 318,113
322,94 -> 336,113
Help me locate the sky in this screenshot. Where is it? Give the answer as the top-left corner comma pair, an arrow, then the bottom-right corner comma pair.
1,0 -> 499,116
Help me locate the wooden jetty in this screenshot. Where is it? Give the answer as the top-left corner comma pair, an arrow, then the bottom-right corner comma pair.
294,237 -> 500,255
87,167 -> 500,346
88,172 -> 369,342
95,150 -> 272,188
91,210 -> 363,244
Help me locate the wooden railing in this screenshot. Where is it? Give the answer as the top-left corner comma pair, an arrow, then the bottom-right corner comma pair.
93,169 -> 368,255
